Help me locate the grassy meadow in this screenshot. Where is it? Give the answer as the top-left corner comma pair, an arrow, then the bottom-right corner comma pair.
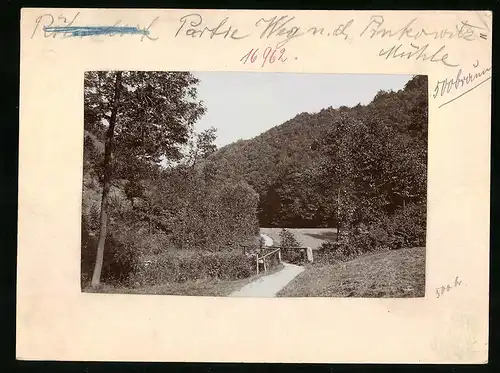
277,247 -> 425,298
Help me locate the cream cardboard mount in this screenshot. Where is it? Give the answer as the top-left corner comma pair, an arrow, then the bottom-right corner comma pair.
18,8 -> 491,363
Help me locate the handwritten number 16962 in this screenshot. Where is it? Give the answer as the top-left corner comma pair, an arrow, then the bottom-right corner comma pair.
240,47 -> 288,67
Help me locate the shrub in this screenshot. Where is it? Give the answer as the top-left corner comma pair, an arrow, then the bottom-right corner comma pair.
131,249 -> 255,286
360,203 -> 426,251
81,218 -> 141,288
281,248 -> 307,264
279,228 -> 301,247
314,203 -> 426,265
279,228 -> 306,264
134,233 -> 173,256
315,240 -> 361,264
387,203 -> 426,249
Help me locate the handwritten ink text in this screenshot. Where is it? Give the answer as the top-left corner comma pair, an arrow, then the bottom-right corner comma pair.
175,14 -> 250,40
255,15 -> 354,48
378,43 -> 459,67
240,46 -> 288,67
433,60 -> 492,108
31,13 -> 81,39
360,15 -> 484,42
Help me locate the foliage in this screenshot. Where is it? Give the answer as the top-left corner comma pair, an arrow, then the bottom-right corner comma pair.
315,240 -> 363,264
185,127 -> 218,167
81,218 -> 140,287
262,165 -> 334,227
84,71 -> 206,168
368,202 -> 427,250
151,167 -> 260,252
279,228 -> 301,247
279,228 -> 306,264
315,205 -> 426,264
82,71 -> 229,286
315,75 -> 427,259
131,250 -> 255,286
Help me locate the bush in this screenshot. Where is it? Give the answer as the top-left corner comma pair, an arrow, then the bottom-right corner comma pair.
134,233 -> 173,256
281,248 -> 307,264
279,228 -> 306,264
360,203 -> 426,251
314,203 -> 426,265
387,203 -> 426,248
315,240 -> 362,264
81,218 -> 141,288
131,249 -> 255,286
279,228 -> 301,247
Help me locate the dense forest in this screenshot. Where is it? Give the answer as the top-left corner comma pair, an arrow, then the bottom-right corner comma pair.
81,72 -> 427,288
207,75 -> 427,230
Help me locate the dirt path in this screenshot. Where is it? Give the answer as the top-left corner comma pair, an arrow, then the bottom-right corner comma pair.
229,262 -> 305,297
229,233 -> 304,297
259,233 -> 273,247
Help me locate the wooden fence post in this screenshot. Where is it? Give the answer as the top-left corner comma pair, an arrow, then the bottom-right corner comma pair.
278,249 -> 282,263
306,247 -> 314,262
256,255 -> 259,275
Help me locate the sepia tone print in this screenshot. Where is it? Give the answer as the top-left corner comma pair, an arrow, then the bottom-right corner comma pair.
81,71 -> 428,298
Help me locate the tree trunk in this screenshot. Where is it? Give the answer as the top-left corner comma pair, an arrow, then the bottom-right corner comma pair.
91,71 -> 123,288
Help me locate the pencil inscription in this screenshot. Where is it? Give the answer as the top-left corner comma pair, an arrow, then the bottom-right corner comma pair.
436,276 -> 463,298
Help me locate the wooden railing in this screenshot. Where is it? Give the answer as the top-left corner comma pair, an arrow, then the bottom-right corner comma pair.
256,247 -> 281,275
255,246 -> 314,275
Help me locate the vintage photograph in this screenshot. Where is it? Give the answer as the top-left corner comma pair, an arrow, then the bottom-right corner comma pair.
81,71 -> 428,298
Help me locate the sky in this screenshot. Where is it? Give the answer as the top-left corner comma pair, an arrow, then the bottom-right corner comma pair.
192,72 -> 413,148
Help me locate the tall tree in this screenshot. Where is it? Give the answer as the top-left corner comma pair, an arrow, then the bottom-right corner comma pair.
195,127 -> 218,162
319,113 -> 362,240
84,71 -> 206,287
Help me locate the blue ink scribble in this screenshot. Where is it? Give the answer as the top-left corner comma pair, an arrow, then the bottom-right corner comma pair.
43,25 -> 149,37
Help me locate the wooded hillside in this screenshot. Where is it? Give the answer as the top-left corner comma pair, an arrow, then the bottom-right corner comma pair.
206,75 -> 428,230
